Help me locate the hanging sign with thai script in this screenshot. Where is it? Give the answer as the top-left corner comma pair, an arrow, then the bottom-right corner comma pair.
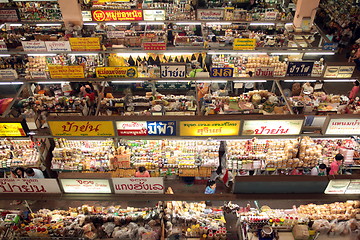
48,121 -> 115,137
60,179 -> 112,193
147,121 -> 176,136
325,118 -> 360,135
286,62 -> 314,76
45,41 -> 71,52
21,41 -> 47,52
69,37 -> 101,51
143,42 -> 166,50
0,178 -> 61,193
197,9 -> 224,20
210,68 -> 233,77
96,67 -> 137,78
0,69 -> 18,80
92,9 -> 143,21
233,38 -> 256,50
242,120 -> 304,135
48,65 -> 85,79
254,67 -> 274,77
0,122 -> 27,137
116,121 -> 147,136
180,121 -> 240,136
160,64 -> 186,78
113,177 -> 164,194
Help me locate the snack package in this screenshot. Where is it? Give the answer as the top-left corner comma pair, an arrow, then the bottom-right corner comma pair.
292,225 -> 309,240
312,219 -> 331,234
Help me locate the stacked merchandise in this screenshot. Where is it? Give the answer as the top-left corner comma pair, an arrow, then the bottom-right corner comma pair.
0,139 -> 40,169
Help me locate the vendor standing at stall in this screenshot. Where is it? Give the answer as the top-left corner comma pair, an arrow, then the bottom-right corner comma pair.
329,154 -> 344,175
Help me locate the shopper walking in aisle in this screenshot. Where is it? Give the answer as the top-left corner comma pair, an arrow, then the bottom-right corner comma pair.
311,164 -> 327,176
204,180 -> 216,194
338,27 -> 353,54
135,166 -> 150,177
349,80 -> 359,100
329,154 -> 344,175
25,168 -> 44,178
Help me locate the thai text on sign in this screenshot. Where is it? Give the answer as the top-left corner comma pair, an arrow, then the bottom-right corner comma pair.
325,119 -> 360,135
113,177 -> 164,194
180,121 -> 240,136
0,178 -> 61,193
92,10 -> 143,21
242,120 -> 304,135
60,179 -> 112,193
233,38 -> 256,50
211,68 -> 233,77
48,121 -> 115,137
69,37 -> 101,51
96,67 -> 137,78
0,123 -> 26,137
48,65 -> 85,79
143,42 -> 166,50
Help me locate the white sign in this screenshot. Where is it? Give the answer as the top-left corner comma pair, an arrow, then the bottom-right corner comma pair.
81,11 -> 92,22
242,119 -> 304,135
325,179 -> 350,194
143,10 -> 166,21
116,121 -> 147,136
265,11 -> 277,20
345,179 -> 360,194
197,9 -> 224,20
30,71 -> 47,79
107,31 -> 126,39
161,64 -> 186,78
60,179 -> 112,193
21,41 -> 47,52
0,178 -> 61,193
325,118 -> 360,135
0,69 -> 18,80
0,41 -> 7,51
113,177 -> 164,194
45,41 -> 71,52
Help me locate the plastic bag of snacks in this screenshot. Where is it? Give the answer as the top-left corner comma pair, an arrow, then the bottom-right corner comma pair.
312,219 -> 331,234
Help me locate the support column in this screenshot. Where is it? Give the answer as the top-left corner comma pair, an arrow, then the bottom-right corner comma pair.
292,0 -> 320,31
58,0 -> 83,27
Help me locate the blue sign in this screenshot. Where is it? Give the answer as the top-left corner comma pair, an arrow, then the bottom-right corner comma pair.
147,121 -> 176,136
210,68 -> 234,77
286,62 -> 314,76
323,42 -> 338,51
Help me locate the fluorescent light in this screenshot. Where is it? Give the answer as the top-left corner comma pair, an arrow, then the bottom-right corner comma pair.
38,81 -> 64,84
208,51 -> 266,55
0,54 -> 11,57
270,52 -> 301,55
84,23 -> 98,26
323,79 -> 357,82
250,23 -> 275,26
206,22 -> 232,25
28,54 -> 57,57
36,24 -> 61,27
105,22 -> 131,26
10,24 -> 22,27
0,82 -> 23,85
163,52 -> 192,56
233,80 -> 267,83
285,23 -> 293,25
175,22 -> 201,25
284,80 -> 316,82
157,80 -> 189,83
139,22 -> 164,25
111,81 -> 144,83
304,52 -> 335,55
68,53 -> 98,56
0,24 -> 5,29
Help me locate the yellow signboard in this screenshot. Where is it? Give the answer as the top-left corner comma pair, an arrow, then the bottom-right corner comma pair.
233,38 -> 256,50
48,66 -> 85,79
69,37 -> 101,51
0,123 -> 26,137
48,121 -> 115,137
180,121 -> 240,136
96,67 -> 138,78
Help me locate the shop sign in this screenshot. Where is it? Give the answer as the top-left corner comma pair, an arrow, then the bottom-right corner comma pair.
60,179 -> 112,193
210,68 -> 233,77
48,121 -> 115,137
324,179 -> 350,194
30,71 -> 47,79
160,64 -> 186,78
242,119 -> 303,135
116,121 -> 147,136
0,9 -> 18,22
143,42 -> 166,50
254,67 -> 274,77
107,31 -> 125,38
0,41 -> 7,51
48,65 -> 85,79
81,11 -> 92,21
92,10 -> 143,21
143,10 -> 165,21
21,41 -> 47,52
345,179 -> 360,194
325,118 -> 360,135
147,121 -> 176,136
69,37 -> 101,51
323,42 -> 338,50
323,65 -> 354,78
0,122 -> 26,137
180,121 -> 240,136
233,38 -> 256,50
113,177 -> 164,194
286,62 -> 314,77
264,11 -> 277,20
96,67 -> 137,78
197,9 -> 224,20
0,69 -> 18,80
45,41 -> 71,52
0,178 -> 61,193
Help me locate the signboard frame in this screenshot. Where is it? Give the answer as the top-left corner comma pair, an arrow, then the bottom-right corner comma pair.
48,120 -> 116,137
323,115 -> 360,136
112,177 -> 164,194
0,118 -> 29,137
0,178 -> 61,194
59,178 -> 112,194
241,119 -> 304,136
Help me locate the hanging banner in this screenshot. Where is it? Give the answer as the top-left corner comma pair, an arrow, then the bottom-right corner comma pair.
0,178 -> 61,193
325,118 -> 360,135
286,62 -> 314,76
233,38 -> 256,50
180,121 -> 240,136
147,121 -> 176,136
116,121 -> 147,136
210,68 -> 233,77
254,67 -> 274,77
197,9 -> 224,20
0,69 -> 18,80
143,42 -> 166,50
160,64 -> 186,78
0,41 -> 8,51
48,65 -> 85,79
113,177 -> 164,194
0,9 -> 18,22
48,121 -> 115,137
21,41 -> 47,52
69,37 -> 101,51
92,9 -> 143,21
143,10 -> 165,21
96,67 -> 137,78
45,41 -> 71,52
0,122 -> 27,137
60,179 -> 112,193
242,119 -> 304,135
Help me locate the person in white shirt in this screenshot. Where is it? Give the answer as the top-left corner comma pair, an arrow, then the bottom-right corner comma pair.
25,168 -> 45,179
310,164 -> 327,176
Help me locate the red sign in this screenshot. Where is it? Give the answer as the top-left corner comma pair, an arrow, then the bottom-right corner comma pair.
254,67 -> 274,77
92,10 -> 143,21
143,42 -> 166,50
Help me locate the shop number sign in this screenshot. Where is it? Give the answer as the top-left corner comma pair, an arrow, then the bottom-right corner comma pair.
210,68 -> 233,77
0,178 -> 61,193
233,38 -> 256,50
242,120 -> 304,135
92,10 -> 143,21
113,177 -> 164,194
60,179 -> 112,193
286,62 -> 314,76
48,121 -> 115,137
180,121 -> 240,136
117,121 -> 176,136
325,118 -> 360,135
96,67 -> 137,78
0,123 -> 27,137
48,66 -> 85,79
